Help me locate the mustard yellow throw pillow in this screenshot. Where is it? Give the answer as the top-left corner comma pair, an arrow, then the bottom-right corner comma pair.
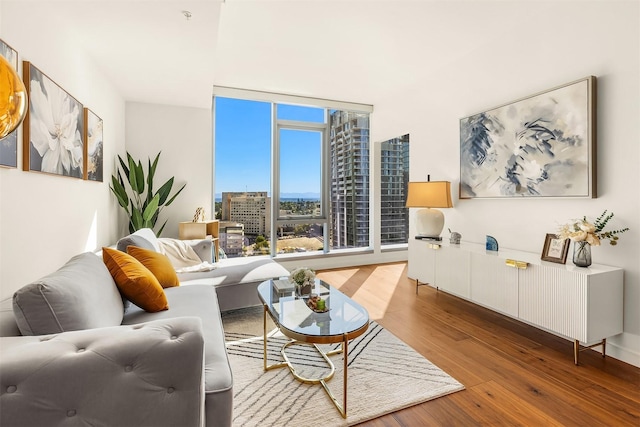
102,247 -> 168,312
126,246 -> 180,289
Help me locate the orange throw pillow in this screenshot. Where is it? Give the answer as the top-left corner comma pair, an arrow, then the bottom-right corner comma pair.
102,247 -> 168,312
126,246 -> 180,289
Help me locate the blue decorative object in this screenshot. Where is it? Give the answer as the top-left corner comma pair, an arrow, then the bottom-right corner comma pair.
486,235 -> 499,251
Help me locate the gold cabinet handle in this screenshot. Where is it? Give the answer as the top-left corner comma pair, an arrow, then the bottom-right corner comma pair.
506,259 -> 528,269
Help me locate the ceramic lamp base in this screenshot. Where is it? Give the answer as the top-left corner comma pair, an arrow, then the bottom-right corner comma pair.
415,208 -> 445,239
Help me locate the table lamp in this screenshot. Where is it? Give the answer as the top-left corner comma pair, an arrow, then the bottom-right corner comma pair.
405,177 -> 453,240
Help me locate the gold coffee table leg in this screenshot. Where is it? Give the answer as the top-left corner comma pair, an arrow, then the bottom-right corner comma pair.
263,305 -> 287,371
261,310 -> 350,419
320,336 -> 348,418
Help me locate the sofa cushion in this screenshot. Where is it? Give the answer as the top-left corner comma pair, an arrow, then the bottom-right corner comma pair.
12,252 -> 124,336
177,257 -> 289,286
102,247 -> 169,312
116,228 -> 160,253
126,246 -> 180,288
178,257 -> 291,311
121,284 -> 232,424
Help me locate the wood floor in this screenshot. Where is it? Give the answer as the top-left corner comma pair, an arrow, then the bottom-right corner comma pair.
316,262 -> 640,427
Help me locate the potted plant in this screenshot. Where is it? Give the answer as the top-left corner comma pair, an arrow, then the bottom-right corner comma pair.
557,210 -> 629,267
110,151 -> 186,236
289,267 -> 316,297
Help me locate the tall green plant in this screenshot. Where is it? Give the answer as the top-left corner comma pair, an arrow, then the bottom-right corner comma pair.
110,151 -> 186,236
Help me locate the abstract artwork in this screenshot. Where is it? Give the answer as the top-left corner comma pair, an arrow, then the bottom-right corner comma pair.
83,108 -> 103,181
23,61 -> 84,178
460,76 -> 596,198
0,39 -> 19,168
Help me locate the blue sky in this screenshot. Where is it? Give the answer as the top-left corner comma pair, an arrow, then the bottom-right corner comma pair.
214,97 -> 324,198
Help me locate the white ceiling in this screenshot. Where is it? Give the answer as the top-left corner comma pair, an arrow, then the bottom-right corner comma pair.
6,0 -> 486,110
39,0 -> 224,109
5,0 -> 547,110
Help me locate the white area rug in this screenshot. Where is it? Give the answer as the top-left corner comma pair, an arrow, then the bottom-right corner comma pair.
222,307 -> 464,426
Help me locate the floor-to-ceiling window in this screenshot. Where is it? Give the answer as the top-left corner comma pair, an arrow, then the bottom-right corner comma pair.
213,88 -> 386,259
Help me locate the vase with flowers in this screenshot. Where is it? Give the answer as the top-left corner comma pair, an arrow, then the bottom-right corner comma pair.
289,267 -> 316,297
558,210 -> 629,267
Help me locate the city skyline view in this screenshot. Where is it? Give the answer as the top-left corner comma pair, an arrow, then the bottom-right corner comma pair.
214,95 -> 408,258
214,97 -> 323,198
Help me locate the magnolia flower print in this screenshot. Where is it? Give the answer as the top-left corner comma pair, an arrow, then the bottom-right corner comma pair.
29,71 -> 83,177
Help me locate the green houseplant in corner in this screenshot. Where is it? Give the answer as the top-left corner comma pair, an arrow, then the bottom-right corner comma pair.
110,151 -> 186,236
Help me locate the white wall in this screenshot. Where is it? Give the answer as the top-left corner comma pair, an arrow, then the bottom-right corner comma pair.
124,102 -> 213,238
214,1 -> 639,366
0,1 -> 126,299
372,1 -> 640,366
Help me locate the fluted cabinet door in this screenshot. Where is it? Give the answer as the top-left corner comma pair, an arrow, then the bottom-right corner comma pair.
518,265 -> 623,343
435,246 -> 470,299
518,266 -> 586,341
408,239 -> 436,285
470,253 -> 518,317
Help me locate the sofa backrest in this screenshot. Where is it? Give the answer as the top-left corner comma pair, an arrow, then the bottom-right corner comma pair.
12,252 -> 125,336
0,298 -> 20,337
116,228 -> 160,253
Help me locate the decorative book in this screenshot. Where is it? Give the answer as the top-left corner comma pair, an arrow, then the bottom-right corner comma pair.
272,279 -> 295,293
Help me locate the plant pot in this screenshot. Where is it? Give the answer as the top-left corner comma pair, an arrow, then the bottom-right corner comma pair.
573,241 -> 592,267
295,283 -> 312,297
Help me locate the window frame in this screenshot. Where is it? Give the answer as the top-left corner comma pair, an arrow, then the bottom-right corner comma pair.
273,114 -> 330,256
212,86 -> 376,259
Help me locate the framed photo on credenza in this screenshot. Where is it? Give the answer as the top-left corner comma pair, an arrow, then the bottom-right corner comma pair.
541,233 -> 570,264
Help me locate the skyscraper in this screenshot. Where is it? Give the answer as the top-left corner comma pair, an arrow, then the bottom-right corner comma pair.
380,134 -> 410,244
329,111 -> 370,249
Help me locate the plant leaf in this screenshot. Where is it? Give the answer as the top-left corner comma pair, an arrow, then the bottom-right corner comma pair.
164,183 -> 187,207
118,154 -> 129,177
131,206 -> 143,231
116,169 -> 125,187
156,177 -> 175,205
110,176 -> 129,209
135,160 -> 145,194
156,219 -> 168,237
143,194 -> 160,222
127,156 -> 140,195
148,152 -> 160,198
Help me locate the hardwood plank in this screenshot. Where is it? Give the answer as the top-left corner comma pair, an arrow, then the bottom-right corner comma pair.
454,381 -> 562,426
388,396 -> 481,427
316,262 -> 640,427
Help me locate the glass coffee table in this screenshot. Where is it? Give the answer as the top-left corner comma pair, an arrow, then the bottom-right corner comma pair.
257,278 -> 369,418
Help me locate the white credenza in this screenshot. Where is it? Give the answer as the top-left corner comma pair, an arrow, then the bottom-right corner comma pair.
408,239 -> 624,364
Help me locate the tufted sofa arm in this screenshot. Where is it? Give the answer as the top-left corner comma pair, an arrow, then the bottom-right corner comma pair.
0,317 -> 205,427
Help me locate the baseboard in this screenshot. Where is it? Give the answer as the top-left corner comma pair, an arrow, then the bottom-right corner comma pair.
606,332 -> 640,368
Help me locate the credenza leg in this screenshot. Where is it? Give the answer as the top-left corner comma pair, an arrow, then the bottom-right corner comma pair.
574,338 -> 607,365
415,279 -> 433,295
